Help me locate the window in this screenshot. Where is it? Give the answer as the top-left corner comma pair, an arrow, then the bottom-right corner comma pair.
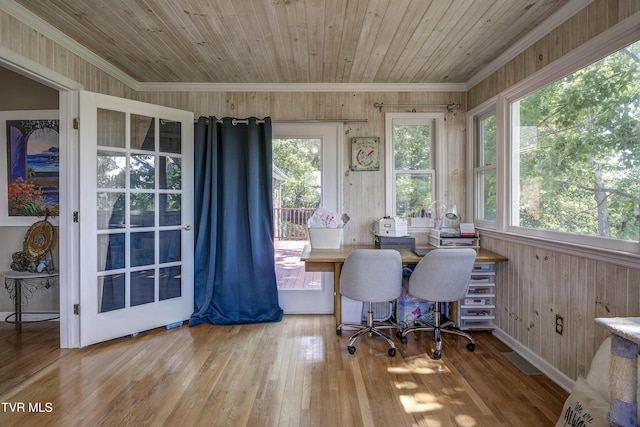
509,40 -> 640,246
385,113 -> 443,226
474,111 -> 497,223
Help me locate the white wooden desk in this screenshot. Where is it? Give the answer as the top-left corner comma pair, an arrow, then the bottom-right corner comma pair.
4,270 -> 60,333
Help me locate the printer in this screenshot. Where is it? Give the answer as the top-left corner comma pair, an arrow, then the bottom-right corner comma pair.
373,217 -> 408,237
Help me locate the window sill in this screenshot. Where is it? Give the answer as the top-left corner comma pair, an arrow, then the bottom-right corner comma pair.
479,229 -> 640,269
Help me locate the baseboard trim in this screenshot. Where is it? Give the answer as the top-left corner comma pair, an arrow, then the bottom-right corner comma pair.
492,327 -> 574,393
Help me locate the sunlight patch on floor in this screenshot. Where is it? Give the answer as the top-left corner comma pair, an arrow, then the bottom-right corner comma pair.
388,366 -> 438,375
394,380 -> 419,390
388,357 -> 448,375
454,414 -> 478,426
399,392 -> 442,413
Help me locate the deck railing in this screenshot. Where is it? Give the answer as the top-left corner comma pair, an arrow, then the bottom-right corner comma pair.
274,207 -> 315,240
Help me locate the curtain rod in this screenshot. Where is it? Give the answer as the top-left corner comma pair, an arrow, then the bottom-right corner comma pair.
373,102 -> 462,112
195,118 -> 368,124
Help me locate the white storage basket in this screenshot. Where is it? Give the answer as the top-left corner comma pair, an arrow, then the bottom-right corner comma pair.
362,301 -> 394,322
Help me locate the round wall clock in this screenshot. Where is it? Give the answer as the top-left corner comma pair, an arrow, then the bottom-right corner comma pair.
351,137 -> 380,171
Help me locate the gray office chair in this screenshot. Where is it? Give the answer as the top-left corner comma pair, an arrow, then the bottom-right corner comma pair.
336,249 -> 403,357
397,248 -> 477,359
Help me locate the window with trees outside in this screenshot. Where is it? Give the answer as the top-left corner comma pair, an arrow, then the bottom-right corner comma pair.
475,111 -> 497,223
510,39 -> 639,247
385,113 -> 438,224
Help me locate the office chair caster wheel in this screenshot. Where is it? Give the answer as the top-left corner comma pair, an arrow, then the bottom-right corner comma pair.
348,346 -> 356,354
433,350 -> 442,359
400,336 -> 408,344
388,347 -> 396,357
466,343 -> 475,352
395,331 -> 403,339
336,328 -> 342,336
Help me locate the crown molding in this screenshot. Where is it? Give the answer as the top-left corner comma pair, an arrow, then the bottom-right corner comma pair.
135,82 -> 467,92
465,0 -> 595,90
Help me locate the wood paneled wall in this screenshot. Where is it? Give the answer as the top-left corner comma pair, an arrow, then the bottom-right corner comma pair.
135,91 -> 467,246
467,0 -> 640,109
0,10 -> 136,98
482,233 -> 640,381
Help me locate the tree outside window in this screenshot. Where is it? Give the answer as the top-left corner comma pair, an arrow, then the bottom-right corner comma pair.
386,115 -> 436,222
511,40 -> 640,242
475,112 -> 497,222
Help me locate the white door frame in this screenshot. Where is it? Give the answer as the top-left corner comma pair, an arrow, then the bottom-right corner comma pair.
58,91 -> 81,348
0,50 -> 83,347
273,122 -> 343,314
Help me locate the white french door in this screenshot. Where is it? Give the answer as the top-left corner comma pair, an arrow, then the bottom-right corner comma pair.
273,122 -> 341,314
78,91 -> 194,347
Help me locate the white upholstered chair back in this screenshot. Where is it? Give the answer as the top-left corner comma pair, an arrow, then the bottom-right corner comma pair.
408,248 -> 477,303
340,249 -> 403,303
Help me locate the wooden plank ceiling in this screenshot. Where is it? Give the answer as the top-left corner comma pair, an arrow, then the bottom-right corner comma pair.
16,0 -> 571,84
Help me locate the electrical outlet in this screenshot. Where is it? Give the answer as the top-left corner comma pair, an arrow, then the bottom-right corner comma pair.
555,314 -> 564,335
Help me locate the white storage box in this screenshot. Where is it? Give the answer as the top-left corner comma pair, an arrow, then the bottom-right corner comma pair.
374,217 -> 408,237
308,227 -> 343,248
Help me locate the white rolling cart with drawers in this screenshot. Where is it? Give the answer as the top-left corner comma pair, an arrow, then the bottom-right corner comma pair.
458,262 -> 496,330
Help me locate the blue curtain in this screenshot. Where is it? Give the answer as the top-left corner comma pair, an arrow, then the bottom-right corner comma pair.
189,116 -> 283,326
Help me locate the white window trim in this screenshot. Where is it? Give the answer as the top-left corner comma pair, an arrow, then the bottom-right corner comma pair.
385,112 -> 444,232
468,15 -> 640,254
469,107 -> 499,229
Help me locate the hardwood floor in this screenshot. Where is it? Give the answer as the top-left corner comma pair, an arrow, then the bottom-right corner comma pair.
0,320 -> 69,397
0,315 -> 568,426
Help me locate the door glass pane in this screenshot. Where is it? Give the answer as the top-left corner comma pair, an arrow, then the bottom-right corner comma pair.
97,233 -> 125,271
160,266 -> 181,300
131,154 -> 155,189
97,151 -> 126,188
160,156 -> 181,189
159,194 -> 181,226
99,273 -> 125,313
160,119 -> 181,153
131,231 -> 155,267
97,192 -> 125,229
160,230 -> 181,263
131,269 -> 155,306
97,109 -> 125,148
131,114 -> 155,151
130,193 -> 155,228
272,138 -> 322,291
